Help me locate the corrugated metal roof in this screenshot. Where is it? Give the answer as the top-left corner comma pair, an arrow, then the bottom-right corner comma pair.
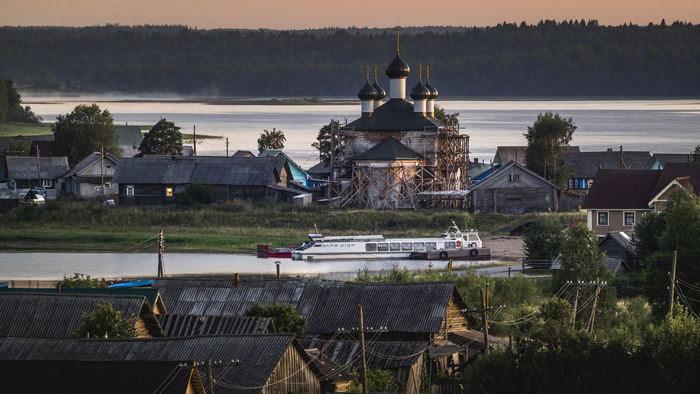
352,137 -> 423,161
0,188 -> 31,200
344,99 -> 443,131
562,151 -> 651,178
304,348 -> 355,383
115,125 -> 144,146
0,293 -> 149,338
299,339 -> 426,369
0,288 -> 164,313
60,152 -> 119,178
0,334 -> 306,393
6,156 -> 70,180
0,360 -> 198,394
158,315 -> 274,337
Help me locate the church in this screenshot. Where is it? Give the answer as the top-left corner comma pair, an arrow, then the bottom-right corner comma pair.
328,28 -> 470,209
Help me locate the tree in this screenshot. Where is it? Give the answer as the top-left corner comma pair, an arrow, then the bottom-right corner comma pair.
524,112 -> 576,188
347,368 -> 403,393
58,273 -> 103,289
52,104 -> 122,165
244,301 -> 307,338
433,104 -> 459,127
693,145 -> 700,162
522,217 -> 565,260
178,183 -> 217,205
632,211 -> 666,260
139,118 -> 183,155
257,128 -> 285,154
311,120 -> 338,165
71,301 -> 138,338
3,138 -> 32,156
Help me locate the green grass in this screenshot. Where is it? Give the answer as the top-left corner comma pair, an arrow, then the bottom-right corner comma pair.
0,122 -> 53,137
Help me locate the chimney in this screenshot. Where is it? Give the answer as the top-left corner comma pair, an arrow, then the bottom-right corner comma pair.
171,156 -> 177,162
620,145 -> 625,169
474,158 -> 479,164
57,283 -> 61,293
275,261 -> 281,279
234,273 -> 239,286
607,148 -> 613,152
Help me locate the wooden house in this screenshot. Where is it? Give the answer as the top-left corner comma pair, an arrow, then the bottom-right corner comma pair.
5,156 -> 69,199
60,151 -> 119,199
152,278 -> 476,342
260,149 -> 311,187
0,334 -> 325,394
0,293 -> 164,338
644,153 -> 693,170
112,155 -> 301,206
157,315 -> 275,337
0,360 -> 205,394
562,149 -> 651,190
115,125 -> 143,158
469,161 -> 560,214
598,231 -> 641,269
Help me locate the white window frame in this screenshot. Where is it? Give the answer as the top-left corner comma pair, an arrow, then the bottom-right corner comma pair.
126,185 -> 134,197
624,211 -> 635,226
597,211 -> 609,226
42,179 -> 52,188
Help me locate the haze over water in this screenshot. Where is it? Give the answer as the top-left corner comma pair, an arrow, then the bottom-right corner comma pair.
25,96 -> 700,167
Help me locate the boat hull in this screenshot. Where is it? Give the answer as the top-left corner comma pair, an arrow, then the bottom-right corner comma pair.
408,248 -> 491,261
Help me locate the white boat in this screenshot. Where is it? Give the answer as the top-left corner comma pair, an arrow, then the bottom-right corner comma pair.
291,222 -> 484,260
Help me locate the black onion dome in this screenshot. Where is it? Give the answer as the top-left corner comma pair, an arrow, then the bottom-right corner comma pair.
386,53 -> 410,78
410,81 -> 430,100
425,80 -> 438,100
373,81 -> 386,100
357,81 -> 378,100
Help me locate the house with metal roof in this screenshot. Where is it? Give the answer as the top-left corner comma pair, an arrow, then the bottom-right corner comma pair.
260,149 -> 311,187
493,146 -> 581,168
115,125 -> 144,158
644,153 -> 693,170
59,151 -> 119,199
112,155 -> 302,205
0,287 -> 167,314
157,315 -> 275,337
0,334 -> 325,394
5,156 -> 69,199
0,293 -> 164,338
469,161 -> 560,214
562,148 -> 651,190
0,360 -> 205,394
598,231 -> 640,269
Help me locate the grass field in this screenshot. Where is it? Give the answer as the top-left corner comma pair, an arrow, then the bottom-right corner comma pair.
0,122 -> 53,137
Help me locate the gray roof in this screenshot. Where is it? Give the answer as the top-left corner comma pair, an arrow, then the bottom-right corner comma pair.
0,135 -> 54,155
306,161 -> 331,176
0,188 -> 31,200
299,339 -> 426,369
154,279 -> 468,335
606,257 -> 630,274
495,146 -> 580,166
598,231 -> 637,256
468,161 -> 561,192
344,99 -> 443,131
232,150 -> 256,157
115,125 -> 143,147
0,293 -> 151,338
60,152 -> 119,178
157,314 -> 274,337
0,360 -> 198,394
562,150 -> 651,178
112,156 -> 287,186
352,137 -> 423,161
0,334 -> 314,393
645,153 -> 693,169
6,156 -> 69,180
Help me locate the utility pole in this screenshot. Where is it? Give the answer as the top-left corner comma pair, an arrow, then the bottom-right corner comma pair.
480,286 -> 490,352
586,278 -> 607,333
669,250 -> 678,313
226,137 -> 229,156
358,304 -> 368,394
157,230 -> 164,277
101,147 -> 104,200
36,146 -> 41,188
206,359 -> 214,394
571,280 -> 580,326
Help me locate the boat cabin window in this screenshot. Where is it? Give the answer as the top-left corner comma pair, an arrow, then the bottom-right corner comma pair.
467,234 -> 480,242
377,243 -> 389,252
365,243 -> 377,252
402,242 -> 413,251
444,242 -> 456,249
426,242 -> 437,251
390,243 -> 401,251
414,242 -> 425,251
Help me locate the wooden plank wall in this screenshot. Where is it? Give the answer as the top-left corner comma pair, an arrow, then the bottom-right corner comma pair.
263,345 -> 321,394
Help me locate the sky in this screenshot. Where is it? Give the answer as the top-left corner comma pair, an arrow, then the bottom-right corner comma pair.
2,0 -> 699,29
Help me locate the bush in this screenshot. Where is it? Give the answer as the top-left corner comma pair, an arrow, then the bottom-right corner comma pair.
178,183 -> 217,205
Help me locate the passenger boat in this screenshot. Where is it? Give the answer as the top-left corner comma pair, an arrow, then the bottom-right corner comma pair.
291,222 -> 488,260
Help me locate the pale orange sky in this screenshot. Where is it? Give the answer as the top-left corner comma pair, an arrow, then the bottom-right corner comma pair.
2,0 -> 698,29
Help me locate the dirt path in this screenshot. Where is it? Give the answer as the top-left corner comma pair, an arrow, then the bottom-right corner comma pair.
483,237 -> 523,261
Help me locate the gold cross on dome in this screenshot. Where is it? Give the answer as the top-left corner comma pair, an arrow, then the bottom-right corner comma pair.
366,65 -> 370,81
392,25 -> 403,52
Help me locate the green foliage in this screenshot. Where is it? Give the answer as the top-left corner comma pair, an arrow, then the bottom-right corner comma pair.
257,128 -> 285,154
139,118 -> 183,155
347,368 -> 403,393
51,104 -> 122,165
178,183 -> 217,205
522,217 -> 565,259
433,104 -> 459,127
311,120 -> 338,166
355,264 -> 413,282
524,112 -> 576,188
59,273 -> 103,289
633,211 -> 665,259
693,145 -> 700,162
0,76 -> 37,123
3,138 -> 32,156
244,301 -> 307,338
71,301 -> 138,339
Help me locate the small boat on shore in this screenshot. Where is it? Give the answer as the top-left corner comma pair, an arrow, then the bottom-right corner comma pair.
291,221 -> 489,261
257,244 -> 297,259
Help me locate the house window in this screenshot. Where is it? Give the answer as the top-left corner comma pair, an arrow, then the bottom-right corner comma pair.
509,174 -> 520,182
624,212 -> 635,226
126,185 -> 134,197
166,187 -> 173,197
598,211 -> 609,226
42,179 -> 52,188
104,182 -> 111,188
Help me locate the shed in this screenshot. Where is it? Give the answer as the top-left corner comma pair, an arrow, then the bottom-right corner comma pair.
0,334 -> 324,394
0,293 -> 164,338
469,161 -> 560,214
598,231 -> 641,269
0,188 -> 33,212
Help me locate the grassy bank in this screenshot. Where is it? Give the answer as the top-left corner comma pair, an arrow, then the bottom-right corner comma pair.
0,122 -> 53,137
0,200 -> 584,253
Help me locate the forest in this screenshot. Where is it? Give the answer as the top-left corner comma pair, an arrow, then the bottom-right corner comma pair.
1,20 -> 699,97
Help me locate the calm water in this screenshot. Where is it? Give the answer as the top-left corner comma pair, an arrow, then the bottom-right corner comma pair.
0,252 -> 498,281
23,95 -> 700,166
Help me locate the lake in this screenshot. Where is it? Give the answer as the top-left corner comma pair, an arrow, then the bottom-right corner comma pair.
22,95 -> 700,166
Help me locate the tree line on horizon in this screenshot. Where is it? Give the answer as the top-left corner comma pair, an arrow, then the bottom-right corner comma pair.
1,19 -> 699,96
